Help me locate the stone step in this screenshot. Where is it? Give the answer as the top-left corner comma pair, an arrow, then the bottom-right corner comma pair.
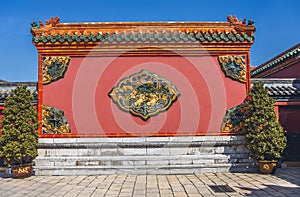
36,154 -> 230,161
38,135 -> 246,144
38,146 -> 250,156
34,162 -> 257,175
34,154 -> 230,167
34,164 -> 231,175
37,149 -> 251,157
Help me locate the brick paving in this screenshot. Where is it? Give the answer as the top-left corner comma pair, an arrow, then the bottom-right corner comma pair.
0,167 -> 299,197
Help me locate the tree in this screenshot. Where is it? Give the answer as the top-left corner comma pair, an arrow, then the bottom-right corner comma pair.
0,86 -> 38,166
241,82 -> 286,161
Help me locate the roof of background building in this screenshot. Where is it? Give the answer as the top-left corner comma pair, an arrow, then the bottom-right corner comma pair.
251,43 -> 300,77
251,78 -> 300,101
0,81 -> 38,105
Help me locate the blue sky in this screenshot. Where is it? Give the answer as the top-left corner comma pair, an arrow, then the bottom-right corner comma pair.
0,0 -> 299,81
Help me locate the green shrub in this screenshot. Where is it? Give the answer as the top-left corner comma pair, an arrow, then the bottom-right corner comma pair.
0,86 -> 38,166
241,82 -> 286,161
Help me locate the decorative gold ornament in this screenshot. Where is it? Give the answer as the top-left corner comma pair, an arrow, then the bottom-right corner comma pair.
42,56 -> 70,85
218,55 -> 246,83
108,70 -> 180,121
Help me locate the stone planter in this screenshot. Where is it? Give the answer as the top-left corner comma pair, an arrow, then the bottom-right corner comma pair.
258,160 -> 277,174
11,163 -> 33,178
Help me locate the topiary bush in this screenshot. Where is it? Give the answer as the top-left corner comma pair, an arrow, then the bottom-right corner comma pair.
241,82 -> 286,161
0,86 -> 39,167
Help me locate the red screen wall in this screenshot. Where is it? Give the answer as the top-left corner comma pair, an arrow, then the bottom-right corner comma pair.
42,55 -> 246,137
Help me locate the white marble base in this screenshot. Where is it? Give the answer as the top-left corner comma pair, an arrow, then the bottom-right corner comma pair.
34,135 -> 256,175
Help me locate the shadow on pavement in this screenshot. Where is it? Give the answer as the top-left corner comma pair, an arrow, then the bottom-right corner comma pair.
274,167 -> 300,186
237,167 -> 300,196
238,184 -> 300,196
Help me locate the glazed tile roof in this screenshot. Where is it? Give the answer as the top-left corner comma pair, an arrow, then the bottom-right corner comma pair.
31,16 -> 255,45
0,82 -> 38,105
32,30 -> 254,44
251,78 -> 300,101
251,43 -> 300,77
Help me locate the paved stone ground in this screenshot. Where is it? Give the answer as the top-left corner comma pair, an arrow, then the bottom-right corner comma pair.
0,167 -> 299,197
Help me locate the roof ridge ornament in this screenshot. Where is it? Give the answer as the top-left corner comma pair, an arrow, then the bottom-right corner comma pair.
31,16 -> 60,36
45,16 -> 60,26
227,15 -> 255,35
227,15 -> 247,26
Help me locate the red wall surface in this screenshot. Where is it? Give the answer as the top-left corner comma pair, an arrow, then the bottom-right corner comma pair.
42,55 -> 246,137
279,106 -> 300,133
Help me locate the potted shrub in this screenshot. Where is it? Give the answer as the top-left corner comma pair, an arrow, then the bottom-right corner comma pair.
241,82 -> 286,174
0,86 -> 39,178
